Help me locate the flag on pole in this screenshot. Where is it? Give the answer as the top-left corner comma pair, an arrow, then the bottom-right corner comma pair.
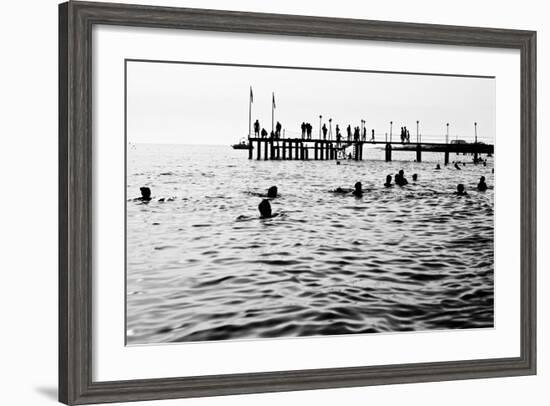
272,92 -> 276,109
250,86 -> 253,103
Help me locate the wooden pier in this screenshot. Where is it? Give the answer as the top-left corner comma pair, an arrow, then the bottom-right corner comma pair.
247,137 -> 494,163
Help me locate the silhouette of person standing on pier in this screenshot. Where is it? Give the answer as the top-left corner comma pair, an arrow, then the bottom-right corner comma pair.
371,129 -> 375,142
301,122 -> 306,139
261,128 -> 268,138
254,120 -> 260,137
322,123 -> 328,140
346,125 -> 352,141
336,125 -> 342,143
306,123 -> 312,139
275,121 -> 282,139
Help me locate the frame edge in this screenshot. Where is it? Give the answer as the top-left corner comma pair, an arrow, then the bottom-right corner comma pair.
61,1 -> 537,404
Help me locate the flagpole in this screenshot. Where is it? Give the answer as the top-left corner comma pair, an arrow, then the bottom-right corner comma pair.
271,92 -> 275,136
248,87 -> 252,138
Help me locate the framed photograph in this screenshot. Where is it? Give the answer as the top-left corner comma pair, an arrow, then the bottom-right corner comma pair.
59,1 -> 536,404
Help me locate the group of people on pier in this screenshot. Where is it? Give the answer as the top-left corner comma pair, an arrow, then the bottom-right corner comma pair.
254,119 -> 283,139
301,122 -> 314,139
253,118 -> 378,143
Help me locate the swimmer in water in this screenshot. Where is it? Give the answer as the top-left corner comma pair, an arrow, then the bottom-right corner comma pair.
258,199 -> 273,218
477,176 -> 488,191
435,163 -> 441,170
454,162 -> 461,170
455,183 -> 468,196
267,185 -> 278,198
137,187 -> 152,202
352,182 -> 363,197
396,169 -> 408,186
412,173 -> 418,182
331,182 -> 362,195
384,174 -> 393,187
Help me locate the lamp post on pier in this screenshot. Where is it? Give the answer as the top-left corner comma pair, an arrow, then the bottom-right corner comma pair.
446,123 -> 450,144
474,122 -> 478,144
390,121 -> 393,143
319,115 -> 322,139
416,120 -> 420,143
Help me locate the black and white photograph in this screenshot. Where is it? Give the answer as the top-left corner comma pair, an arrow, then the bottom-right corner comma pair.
125,60 -> 495,345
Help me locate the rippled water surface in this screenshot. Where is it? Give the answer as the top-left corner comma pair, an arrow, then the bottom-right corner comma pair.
126,144 -> 494,344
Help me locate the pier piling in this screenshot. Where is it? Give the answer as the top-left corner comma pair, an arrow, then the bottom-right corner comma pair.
246,137 -> 492,163
385,143 -> 392,162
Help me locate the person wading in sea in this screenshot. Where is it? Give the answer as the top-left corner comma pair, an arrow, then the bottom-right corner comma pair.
258,199 -> 276,218
477,176 -> 488,191
455,184 -> 468,196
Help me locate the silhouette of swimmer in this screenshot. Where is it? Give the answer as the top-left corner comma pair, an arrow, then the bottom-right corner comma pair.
258,199 -> 273,218
138,187 -> 152,201
352,182 -> 363,197
455,184 -> 468,196
412,173 -> 418,182
267,186 -> 278,198
395,170 -> 408,186
435,164 -> 441,170
384,174 -> 393,187
477,176 -> 488,191
332,187 -> 350,194
331,182 -> 362,195
454,162 -> 461,170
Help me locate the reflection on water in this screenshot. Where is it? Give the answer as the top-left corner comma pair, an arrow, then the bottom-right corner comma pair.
126,144 -> 494,344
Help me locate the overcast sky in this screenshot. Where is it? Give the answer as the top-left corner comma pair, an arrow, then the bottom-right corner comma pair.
126,61 -> 495,145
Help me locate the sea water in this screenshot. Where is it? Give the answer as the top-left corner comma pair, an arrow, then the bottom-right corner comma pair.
126,143 -> 494,344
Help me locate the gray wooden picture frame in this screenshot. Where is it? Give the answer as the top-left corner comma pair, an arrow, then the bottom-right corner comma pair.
59,1 -> 537,404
